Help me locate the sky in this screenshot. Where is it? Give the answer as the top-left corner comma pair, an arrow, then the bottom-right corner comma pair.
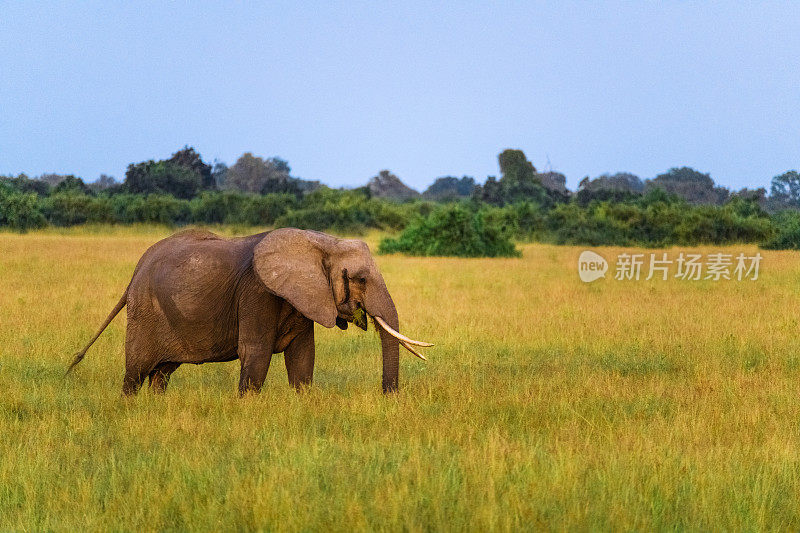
1,1 -> 798,192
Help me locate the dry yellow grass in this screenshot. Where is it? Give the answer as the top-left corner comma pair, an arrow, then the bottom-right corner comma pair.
2,225 -> 800,531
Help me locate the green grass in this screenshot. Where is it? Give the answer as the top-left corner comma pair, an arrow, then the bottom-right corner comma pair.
2,226 -> 800,530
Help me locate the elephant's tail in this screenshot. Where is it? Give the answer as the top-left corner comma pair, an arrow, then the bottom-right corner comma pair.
66,287 -> 128,375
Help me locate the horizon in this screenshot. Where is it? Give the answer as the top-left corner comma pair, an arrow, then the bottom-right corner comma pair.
2,2 -> 798,191
4,149 -> 781,195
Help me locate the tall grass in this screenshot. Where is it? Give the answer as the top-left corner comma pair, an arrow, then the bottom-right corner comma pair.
2,226 -> 800,530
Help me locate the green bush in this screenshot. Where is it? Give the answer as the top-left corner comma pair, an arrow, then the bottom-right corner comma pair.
189,191 -> 240,224
52,176 -> 92,196
366,198 -> 429,231
109,194 -> 191,225
275,188 -> 369,233
0,174 -> 50,196
0,184 -> 47,230
0,180 -> 786,251
761,210 -> 800,250
506,201 -> 547,238
42,193 -> 114,226
673,203 -> 772,245
378,203 -> 520,257
227,193 -> 298,226
275,187 -> 423,234
544,202 -> 633,246
541,195 -> 772,247
125,160 -> 206,199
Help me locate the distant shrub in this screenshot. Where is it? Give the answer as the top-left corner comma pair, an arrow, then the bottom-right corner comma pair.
275,187 -> 423,234
379,203 -> 520,257
275,188 -> 369,233
277,207 -> 367,234
472,149 -> 566,208
52,176 -> 93,196
0,174 -> 51,196
761,210 -> 800,250
540,194 -> 772,247
488,201 -> 547,240
110,194 -> 191,225
0,177 -> 786,250
125,160 -> 205,199
189,191 -> 247,224
369,199 -> 432,231
0,184 -> 47,230
544,202 -> 633,246
227,193 -> 297,226
575,187 -> 640,207
42,193 -> 114,226
673,202 -> 772,245
422,176 -> 476,201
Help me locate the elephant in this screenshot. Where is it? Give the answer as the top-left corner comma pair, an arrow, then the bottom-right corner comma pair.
67,228 -> 432,395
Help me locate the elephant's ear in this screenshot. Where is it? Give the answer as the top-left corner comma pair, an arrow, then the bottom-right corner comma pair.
253,228 -> 337,328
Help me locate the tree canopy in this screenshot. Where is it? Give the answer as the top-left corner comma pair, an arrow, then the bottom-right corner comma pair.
125,160 -> 204,199
124,146 -> 216,199
225,153 -> 297,195
473,149 -> 553,207
769,170 -> 800,209
646,167 -> 729,205
53,175 -> 92,195
169,146 -> 214,190
423,176 -> 476,200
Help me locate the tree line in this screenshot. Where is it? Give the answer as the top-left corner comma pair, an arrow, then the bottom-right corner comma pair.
1,146 -> 800,254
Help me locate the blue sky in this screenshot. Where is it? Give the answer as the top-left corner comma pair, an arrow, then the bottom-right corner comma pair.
1,1 -> 798,191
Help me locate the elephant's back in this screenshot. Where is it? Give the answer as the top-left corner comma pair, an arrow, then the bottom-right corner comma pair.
133,233 -> 248,301
126,231 -> 249,360
131,230 -> 255,279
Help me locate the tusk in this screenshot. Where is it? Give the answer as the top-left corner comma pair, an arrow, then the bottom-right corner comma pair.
400,340 -> 427,361
372,315 -> 434,347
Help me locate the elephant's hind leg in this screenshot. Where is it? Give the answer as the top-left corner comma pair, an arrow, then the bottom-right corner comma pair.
123,327 -> 162,396
148,362 -> 181,393
122,364 -> 148,396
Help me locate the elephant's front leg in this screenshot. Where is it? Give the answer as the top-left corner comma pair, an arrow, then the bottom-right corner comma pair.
237,284 -> 279,396
238,342 -> 273,395
284,320 -> 315,390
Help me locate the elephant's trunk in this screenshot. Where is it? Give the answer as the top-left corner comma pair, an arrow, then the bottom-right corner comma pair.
364,270 -> 432,393
376,304 -> 400,393
364,278 -> 400,393
378,305 -> 400,393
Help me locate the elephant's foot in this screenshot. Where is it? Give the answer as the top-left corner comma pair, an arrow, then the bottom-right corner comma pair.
148,362 -> 180,393
237,350 -> 273,396
122,368 -> 146,396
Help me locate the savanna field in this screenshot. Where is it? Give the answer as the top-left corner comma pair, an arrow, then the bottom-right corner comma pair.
3,225 -> 800,531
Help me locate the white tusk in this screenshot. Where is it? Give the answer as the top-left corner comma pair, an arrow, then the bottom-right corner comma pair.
400,340 -> 427,361
372,315 -> 434,347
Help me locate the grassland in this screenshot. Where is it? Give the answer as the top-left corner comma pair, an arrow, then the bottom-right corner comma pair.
2,225 -> 800,531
